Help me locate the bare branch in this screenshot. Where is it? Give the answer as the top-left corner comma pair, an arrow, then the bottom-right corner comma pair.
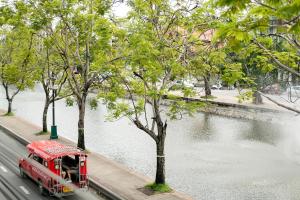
122,77 -> 139,120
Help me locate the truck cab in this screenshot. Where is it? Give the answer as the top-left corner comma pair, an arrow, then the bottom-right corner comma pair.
19,140 -> 88,197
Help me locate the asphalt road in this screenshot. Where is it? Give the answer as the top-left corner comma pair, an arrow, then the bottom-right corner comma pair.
0,129 -> 105,200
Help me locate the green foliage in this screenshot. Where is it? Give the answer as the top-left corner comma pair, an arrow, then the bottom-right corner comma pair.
4,112 -> 14,116
103,0 -> 202,126
89,98 -> 98,110
35,131 -> 49,136
105,101 -> 132,121
167,101 -> 205,120
237,90 -> 254,103
213,0 -> 300,82
0,2 -> 39,110
65,97 -> 74,107
186,5 -> 227,92
0,27 -> 38,89
222,63 -> 244,86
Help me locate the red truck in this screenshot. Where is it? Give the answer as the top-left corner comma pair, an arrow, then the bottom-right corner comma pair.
19,140 -> 88,197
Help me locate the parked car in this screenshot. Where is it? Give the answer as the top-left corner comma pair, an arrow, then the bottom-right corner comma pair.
193,82 -> 203,87
19,140 -> 88,197
183,80 -> 194,88
170,80 -> 194,90
211,83 -> 222,90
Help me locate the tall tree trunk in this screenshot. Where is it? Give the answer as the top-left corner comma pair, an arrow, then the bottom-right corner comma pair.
3,84 -> 12,114
253,90 -> 263,104
42,98 -> 50,132
7,99 -> 12,114
203,75 -> 211,97
155,124 -> 166,184
77,96 -> 86,150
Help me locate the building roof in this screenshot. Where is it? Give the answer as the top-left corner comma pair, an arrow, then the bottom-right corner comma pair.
27,140 -> 84,161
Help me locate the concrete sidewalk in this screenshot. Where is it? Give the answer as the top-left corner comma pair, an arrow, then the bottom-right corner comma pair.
0,110 -> 192,200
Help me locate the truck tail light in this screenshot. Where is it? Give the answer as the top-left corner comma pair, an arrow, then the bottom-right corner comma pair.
55,164 -> 59,169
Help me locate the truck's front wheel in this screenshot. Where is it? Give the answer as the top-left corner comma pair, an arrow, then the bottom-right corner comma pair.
19,167 -> 26,178
38,181 -> 47,196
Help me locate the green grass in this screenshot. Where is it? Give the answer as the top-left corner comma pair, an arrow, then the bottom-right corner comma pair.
3,112 -> 14,116
35,131 -> 50,136
145,183 -> 172,193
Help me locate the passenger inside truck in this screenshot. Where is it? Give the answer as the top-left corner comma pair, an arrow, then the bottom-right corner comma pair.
62,155 -> 79,182
62,168 -> 72,182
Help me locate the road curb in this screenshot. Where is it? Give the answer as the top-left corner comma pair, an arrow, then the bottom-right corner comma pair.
0,122 -> 125,200
0,123 -> 29,146
89,177 -> 125,200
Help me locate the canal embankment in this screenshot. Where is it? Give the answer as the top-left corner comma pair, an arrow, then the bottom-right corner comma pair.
162,91 -> 295,122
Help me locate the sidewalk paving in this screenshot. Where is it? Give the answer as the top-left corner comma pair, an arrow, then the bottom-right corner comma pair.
0,109 -> 192,200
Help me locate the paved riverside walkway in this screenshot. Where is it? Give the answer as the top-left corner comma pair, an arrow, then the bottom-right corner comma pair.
0,110 -> 192,200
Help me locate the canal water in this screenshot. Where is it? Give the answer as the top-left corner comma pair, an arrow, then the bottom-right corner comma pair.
1,87 -> 300,200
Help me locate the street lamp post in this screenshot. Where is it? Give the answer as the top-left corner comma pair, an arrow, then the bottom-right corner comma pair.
50,74 -> 58,139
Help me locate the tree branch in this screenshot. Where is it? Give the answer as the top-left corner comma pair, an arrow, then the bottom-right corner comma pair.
133,118 -> 158,143
253,39 -> 300,78
258,91 -> 300,114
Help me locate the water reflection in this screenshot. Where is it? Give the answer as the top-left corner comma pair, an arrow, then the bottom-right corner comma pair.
190,113 -> 214,141
240,120 -> 282,145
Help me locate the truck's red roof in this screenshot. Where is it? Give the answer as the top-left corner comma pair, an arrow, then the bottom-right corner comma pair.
27,140 -> 84,161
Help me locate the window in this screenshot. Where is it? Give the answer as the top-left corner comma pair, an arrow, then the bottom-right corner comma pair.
32,154 -> 43,165
32,154 -> 38,161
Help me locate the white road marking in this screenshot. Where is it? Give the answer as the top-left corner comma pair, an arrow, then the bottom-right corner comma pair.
0,166 -> 7,173
19,186 -> 30,195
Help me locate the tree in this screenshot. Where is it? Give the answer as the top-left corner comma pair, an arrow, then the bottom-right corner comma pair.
23,0 -> 73,133
186,6 -> 224,97
191,47 -> 225,97
102,0 -> 200,186
35,34 -> 70,133
0,3 -> 38,114
212,0 -> 300,88
210,0 -> 300,108
228,41 -> 278,104
46,0 -> 118,150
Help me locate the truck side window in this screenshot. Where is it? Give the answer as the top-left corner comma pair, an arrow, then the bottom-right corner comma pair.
33,154 -> 39,161
37,157 -> 43,165
32,154 -> 43,165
